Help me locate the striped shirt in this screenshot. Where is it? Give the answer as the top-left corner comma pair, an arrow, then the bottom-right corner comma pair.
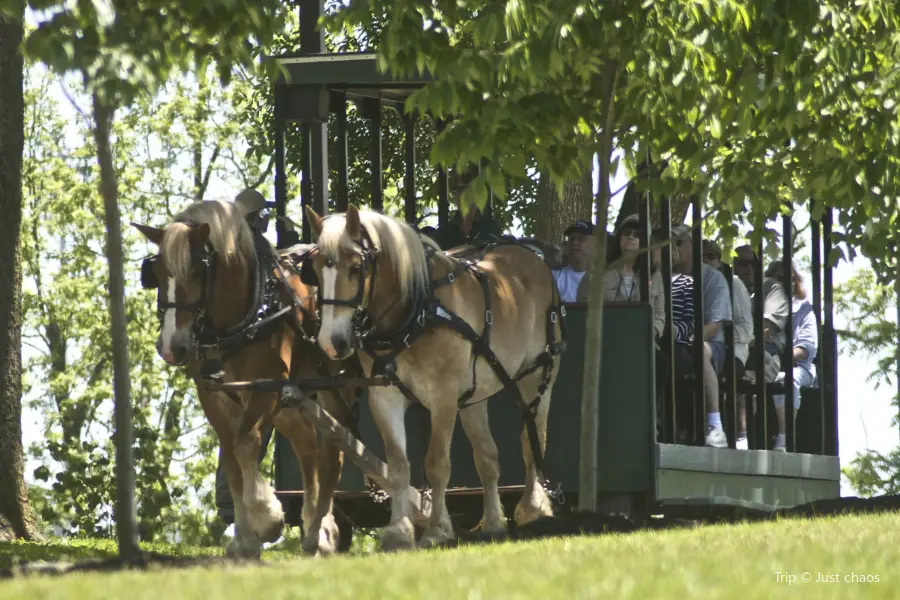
671,273 -> 694,344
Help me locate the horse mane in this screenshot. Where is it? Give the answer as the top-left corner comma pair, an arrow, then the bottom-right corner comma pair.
318,210 -> 431,309
161,199 -> 256,283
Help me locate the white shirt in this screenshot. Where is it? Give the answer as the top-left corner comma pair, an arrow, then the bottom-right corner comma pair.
552,266 -> 586,303
731,276 -> 753,364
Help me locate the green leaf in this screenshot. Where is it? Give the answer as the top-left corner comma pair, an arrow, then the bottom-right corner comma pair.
709,115 -> 722,139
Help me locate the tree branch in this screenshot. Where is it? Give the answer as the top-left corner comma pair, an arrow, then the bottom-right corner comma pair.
245,154 -> 275,190
199,143 -> 222,200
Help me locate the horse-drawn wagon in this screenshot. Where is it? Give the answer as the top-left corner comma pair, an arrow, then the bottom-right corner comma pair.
133,2 -> 842,556
261,40 -> 841,543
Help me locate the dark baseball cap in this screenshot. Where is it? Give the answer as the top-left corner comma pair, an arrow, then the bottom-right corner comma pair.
564,219 -> 595,236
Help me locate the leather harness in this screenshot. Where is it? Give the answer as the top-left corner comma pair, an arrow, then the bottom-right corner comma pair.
304,229 -> 568,498
140,219 -> 357,424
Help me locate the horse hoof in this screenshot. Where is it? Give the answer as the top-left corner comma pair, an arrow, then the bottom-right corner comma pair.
226,536 -> 262,560
471,518 -> 507,535
302,516 -> 340,556
380,518 -> 415,552
247,496 -> 285,544
514,503 -> 553,528
417,526 -> 455,549
256,514 -> 285,544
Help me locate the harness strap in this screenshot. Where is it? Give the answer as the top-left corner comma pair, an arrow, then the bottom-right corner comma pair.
429,299 -> 546,478
358,238 -> 568,501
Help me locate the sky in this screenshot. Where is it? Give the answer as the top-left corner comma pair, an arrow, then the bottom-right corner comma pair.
18,69 -> 899,503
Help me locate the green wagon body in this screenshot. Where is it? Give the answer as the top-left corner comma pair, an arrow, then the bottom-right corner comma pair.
273,304 -> 841,528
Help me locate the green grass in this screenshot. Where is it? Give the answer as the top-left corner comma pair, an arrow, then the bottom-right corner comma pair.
2,512 -> 898,599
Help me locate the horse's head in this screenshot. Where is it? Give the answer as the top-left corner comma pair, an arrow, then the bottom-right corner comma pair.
132,200 -> 257,366
132,221 -> 208,365
303,204 -> 429,360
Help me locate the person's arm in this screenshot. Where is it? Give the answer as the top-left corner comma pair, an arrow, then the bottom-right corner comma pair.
674,314 -> 694,344
651,271 -> 666,340
793,302 -> 818,363
763,279 -> 789,332
672,283 -> 695,343
735,280 -> 755,343
702,268 -> 731,340
702,322 -> 722,341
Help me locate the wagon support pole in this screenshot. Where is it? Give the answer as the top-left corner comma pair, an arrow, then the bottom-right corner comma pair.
298,0 -> 329,241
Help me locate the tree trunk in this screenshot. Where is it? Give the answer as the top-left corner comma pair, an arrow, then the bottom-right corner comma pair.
0,11 -> 40,541
91,93 -> 140,559
895,268 -> 899,446
579,66 -> 618,512
534,144 -> 593,245
616,183 -> 692,230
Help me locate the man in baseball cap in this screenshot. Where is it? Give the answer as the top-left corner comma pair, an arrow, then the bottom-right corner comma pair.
564,219 -> 594,237
552,219 -> 597,303
234,188 -> 276,234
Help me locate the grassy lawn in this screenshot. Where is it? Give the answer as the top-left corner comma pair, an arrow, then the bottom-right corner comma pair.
2,512 -> 898,599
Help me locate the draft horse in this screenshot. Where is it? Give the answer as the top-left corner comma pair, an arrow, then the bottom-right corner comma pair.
132,198 -> 357,558
302,204 -> 566,550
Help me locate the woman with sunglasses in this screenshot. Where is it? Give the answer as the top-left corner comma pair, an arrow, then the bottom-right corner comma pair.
579,213 -> 665,340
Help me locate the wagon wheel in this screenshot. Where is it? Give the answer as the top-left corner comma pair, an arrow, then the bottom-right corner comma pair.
336,515 -> 353,553
333,504 -> 355,553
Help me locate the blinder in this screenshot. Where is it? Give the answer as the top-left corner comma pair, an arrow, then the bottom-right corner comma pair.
140,240 -> 218,330
300,258 -> 319,287
141,256 -> 159,290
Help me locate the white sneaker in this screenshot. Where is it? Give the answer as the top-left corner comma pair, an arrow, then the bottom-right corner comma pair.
705,425 -> 728,448
735,436 -> 748,450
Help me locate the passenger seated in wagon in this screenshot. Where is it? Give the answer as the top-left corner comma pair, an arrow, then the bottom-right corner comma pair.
551,219 -> 596,303
733,244 -> 758,292
734,245 -> 792,447
764,261 -> 818,452
576,213 -> 665,340
702,239 -> 754,449
734,245 -> 791,384
670,224 -> 733,448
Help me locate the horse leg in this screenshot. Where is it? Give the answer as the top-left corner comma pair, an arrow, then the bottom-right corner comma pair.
514,368 -> 556,527
458,400 -> 506,534
306,390 -> 349,556
233,392 -> 285,544
222,441 -> 265,558
418,397 -> 458,548
272,404 -> 322,552
197,389 -> 261,558
367,386 -> 415,551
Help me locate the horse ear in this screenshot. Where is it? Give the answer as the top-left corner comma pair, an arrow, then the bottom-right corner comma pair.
132,222 -> 164,246
305,206 -> 324,239
346,204 -> 361,240
189,222 -> 211,247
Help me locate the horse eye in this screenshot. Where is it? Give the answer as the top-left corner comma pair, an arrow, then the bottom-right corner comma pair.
348,264 -> 361,276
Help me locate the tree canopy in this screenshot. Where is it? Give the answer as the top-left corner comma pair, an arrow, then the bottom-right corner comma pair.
330,0 -> 900,280
9,0 -> 289,104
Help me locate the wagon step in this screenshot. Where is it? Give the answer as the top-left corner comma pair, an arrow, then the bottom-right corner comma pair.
279,384 -> 432,528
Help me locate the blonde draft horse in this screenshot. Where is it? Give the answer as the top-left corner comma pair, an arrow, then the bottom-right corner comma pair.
303,203 -> 562,551
132,199 -> 356,558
